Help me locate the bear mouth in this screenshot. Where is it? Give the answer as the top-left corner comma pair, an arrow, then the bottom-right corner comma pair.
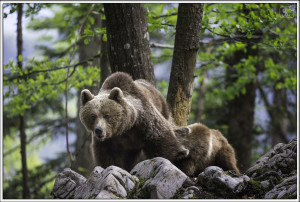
94,133 -> 106,141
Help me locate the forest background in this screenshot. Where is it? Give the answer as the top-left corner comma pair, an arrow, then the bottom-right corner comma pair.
1,2 -> 298,199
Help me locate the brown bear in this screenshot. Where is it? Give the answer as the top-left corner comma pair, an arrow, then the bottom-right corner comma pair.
79,72 -> 189,171
174,123 -> 240,176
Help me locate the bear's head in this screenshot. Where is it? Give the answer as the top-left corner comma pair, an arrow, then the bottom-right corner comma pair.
79,87 -> 138,141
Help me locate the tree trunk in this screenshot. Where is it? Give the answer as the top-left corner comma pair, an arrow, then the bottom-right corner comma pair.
104,3 -> 155,85
225,47 -> 257,172
99,19 -> 111,87
226,80 -> 256,172
74,11 -> 103,173
271,88 -> 288,146
17,3 -> 30,199
166,3 -> 204,126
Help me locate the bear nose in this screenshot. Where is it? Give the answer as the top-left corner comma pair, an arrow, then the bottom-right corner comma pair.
95,127 -> 103,138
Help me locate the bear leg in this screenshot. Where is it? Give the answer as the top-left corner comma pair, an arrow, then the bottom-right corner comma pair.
215,144 -> 240,174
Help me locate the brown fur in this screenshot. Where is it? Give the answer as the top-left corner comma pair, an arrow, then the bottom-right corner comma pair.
80,72 -> 188,171
174,123 -> 240,176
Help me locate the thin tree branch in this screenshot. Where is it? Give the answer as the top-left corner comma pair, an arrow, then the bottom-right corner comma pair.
152,12 -> 178,19
5,53 -> 101,82
206,28 -> 262,39
206,28 -> 294,52
150,42 -> 174,49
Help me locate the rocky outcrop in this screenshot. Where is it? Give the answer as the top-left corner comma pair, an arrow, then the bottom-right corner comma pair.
52,157 -> 188,199
264,174 -> 297,199
245,138 -> 297,199
52,166 -> 137,199
52,138 -> 297,199
198,166 -> 250,194
245,138 -> 297,180
130,157 -> 188,199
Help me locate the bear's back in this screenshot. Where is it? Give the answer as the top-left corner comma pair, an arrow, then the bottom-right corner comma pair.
135,79 -> 170,120
101,72 -> 170,119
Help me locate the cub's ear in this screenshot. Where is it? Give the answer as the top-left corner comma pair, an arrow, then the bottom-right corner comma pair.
108,87 -> 124,102
81,89 -> 94,106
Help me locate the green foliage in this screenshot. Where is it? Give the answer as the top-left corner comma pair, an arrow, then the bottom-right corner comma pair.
156,80 -> 168,98
3,3 -> 45,19
145,4 -> 177,65
4,56 -> 99,117
190,3 -> 297,155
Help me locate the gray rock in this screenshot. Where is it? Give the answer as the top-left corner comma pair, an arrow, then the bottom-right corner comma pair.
52,166 -> 138,199
181,186 -> 201,199
52,168 -> 86,199
73,166 -> 104,199
264,174 -> 297,199
260,180 -> 270,190
198,166 -> 250,194
130,157 -> 188,199
74,165 -> 137,199
245,138 -> 297,181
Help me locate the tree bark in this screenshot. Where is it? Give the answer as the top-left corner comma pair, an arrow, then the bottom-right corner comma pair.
225,47 -> 257,173
226,80 -> 256,172
166,3 -> 204,126
99,19 -> 111,87
271,88 -> 288,146
104,3 -> 155,85
17,3 -> 30,199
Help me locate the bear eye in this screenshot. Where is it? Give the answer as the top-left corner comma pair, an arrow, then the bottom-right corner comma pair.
90,114 -> 97,122
103,114 -> 110,121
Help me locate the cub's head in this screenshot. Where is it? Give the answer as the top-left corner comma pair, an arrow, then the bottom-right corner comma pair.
79,87 -> 137,141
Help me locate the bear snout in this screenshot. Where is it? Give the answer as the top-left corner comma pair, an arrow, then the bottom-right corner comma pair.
95,127 -> 104,139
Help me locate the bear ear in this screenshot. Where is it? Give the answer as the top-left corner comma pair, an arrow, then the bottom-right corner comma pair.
81,89 -> 94,106
108,87 -> 124,102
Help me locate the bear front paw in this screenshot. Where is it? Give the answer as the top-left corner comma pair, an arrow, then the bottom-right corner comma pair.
177,146 -> 190,160
174,127 -> 191,137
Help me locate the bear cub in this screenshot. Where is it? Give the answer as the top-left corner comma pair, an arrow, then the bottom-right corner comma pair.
174,123 -> 240,176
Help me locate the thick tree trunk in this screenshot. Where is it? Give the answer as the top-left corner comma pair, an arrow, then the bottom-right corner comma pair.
99,19 -> 111,87
226,80 -> 256,172
104,3 -> 155,85
74,11 -> 103,173
225,47 -> 257,172
225,4 -> 262,172
17,3 -> 30,199
271,88 -> 288,146
166,3 -> 204,126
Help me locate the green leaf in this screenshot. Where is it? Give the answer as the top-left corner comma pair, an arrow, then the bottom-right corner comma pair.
84,28 -> 94,36
18,55 -> 23,62
103,34 -> 107,42
8,60 -> 14,67
241,87 -> 246,95
246,32 -> 252,39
